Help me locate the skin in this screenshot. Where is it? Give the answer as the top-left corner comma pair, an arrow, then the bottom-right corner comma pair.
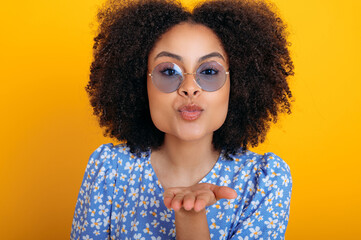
147,22 -> 237,239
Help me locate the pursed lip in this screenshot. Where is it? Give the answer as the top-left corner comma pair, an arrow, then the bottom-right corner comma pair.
178,104 -> 204,112
178,104 -> 204,121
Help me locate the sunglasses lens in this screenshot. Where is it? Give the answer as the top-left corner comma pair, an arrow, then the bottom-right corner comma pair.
151,62 -> 182,93
196,61 -> 227,92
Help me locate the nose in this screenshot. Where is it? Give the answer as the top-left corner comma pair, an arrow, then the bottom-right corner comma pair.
177,73 -> 202,97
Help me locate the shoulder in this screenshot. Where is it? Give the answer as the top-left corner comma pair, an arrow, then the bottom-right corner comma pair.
85,142 -> 150,176
221,149 -> 292,192
225,149 -> 291,176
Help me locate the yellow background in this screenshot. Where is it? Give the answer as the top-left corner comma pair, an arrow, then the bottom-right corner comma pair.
1,0 -> 360,239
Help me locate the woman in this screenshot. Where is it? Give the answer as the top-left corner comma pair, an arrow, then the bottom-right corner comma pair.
71,0 -> 294,239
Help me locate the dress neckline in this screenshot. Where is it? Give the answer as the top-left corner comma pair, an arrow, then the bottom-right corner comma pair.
146,147 -> 224,192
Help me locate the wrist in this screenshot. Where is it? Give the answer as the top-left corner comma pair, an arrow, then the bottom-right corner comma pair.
174,208 -> 210,240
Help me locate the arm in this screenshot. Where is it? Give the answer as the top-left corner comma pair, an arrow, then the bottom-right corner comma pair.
174,209 -> 210,240
163,183 -> 237,240
70,144 -> 115,239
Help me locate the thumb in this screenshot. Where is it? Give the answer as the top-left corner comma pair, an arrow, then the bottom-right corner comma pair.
213,186 -> 237,201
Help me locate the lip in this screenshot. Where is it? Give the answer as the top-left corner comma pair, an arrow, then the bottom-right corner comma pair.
178,104 -> 204,121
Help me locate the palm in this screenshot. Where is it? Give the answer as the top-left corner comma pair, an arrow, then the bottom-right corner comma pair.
163,183 -> 237,212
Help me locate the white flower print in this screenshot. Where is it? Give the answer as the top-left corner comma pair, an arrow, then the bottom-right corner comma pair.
159,227 -> 166,234
147,183 -> 155,194
265,193 -> 274,206
94,193 -> 103,204
135,159 -> 144,171
130,207 -> 136,217
219,227 -> 228,239
265,179 -> 278,191
128,188 -> 139,201
275,188 -> 283,199
278,222 -> 286,233
120,173 -> 127,181
90,218 -> 102,229
250,200 -> 260,210
272,211 -> 279,218
217,211 -> 224,220
241,170 -> 251,181
105,196 -> 113,205
280,210 -> 286,218
140,210 -> 147,217
144,169 -> 153,181
254,211 -> 261,221
150,209 -> 157,218
235,184 -> 244,193
100,151 -> 110,161
211,170 -> 219,179
210,218 -> 220,229
129,174 -> 136,185
82,235 -> 93,240
98,205 -> 109,216
151,219 -> 160,228
124,162 -> 134,173
246,157 -> 256,167
139,195 -> 149,209
120,210 -> 128,222
215,162 -> 222,170
121,225 -> 127,234
223,199 -> 234,209
111,211 -> 120,223
243,218 -> 254,229
160,210 -> 171,222
133,233 -> 144,240
109,169 -> 117,180
220,175 -> 231,186
118,146 -> 129,154
265,217 -> 278,228
281,175 -> 289,187
143,223 -> 153,235
150,196 -> 160,208
89,208 -> 96,217
237,236 -> 249,240
249,226 -> 262,239
246,181 -> 255,194
131,219 -> 139,231
270,169 -> 280,178
168,228 -> 176,237
83,180 -> 90,191
273,160 -> 280,168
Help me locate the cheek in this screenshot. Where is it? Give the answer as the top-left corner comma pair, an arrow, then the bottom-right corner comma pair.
214,96 -> 229,128
147,79 -> 171,132
211,84 -> 230,128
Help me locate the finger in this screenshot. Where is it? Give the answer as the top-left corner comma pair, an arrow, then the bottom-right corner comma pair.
163,191 -> 175,209
213,186 -> 238,200
183,193 -> 196,211
194,193 -> 212,212
171,193 -> 185,211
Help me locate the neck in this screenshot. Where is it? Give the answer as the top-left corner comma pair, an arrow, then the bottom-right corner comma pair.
151,133 -> 221,188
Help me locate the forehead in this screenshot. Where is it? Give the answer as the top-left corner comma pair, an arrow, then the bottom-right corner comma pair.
148,22 -> 228,64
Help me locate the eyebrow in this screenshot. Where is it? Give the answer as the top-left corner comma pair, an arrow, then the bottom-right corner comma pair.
154,51 -> 225,63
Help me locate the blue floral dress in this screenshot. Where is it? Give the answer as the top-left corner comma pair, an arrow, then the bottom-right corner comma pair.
70,143 -> 292,240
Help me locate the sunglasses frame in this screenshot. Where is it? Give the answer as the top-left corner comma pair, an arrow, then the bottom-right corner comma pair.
148,61 -> 230,93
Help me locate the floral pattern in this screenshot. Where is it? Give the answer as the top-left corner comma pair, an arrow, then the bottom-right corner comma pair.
71,143 -> 292,239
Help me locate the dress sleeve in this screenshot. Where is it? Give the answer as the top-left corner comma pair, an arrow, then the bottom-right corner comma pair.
230,152 -> 292,240
70,143 -> 117,240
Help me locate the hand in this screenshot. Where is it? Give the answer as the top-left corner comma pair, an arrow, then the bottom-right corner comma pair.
163,183 -> 237,212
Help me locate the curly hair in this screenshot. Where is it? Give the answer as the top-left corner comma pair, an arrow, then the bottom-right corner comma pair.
86,0 -> 294,159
